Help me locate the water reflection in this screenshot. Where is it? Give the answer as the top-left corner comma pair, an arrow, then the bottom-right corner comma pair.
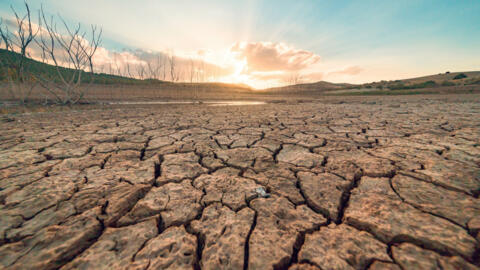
109,101 -> 266,106
207,101 -> 266,106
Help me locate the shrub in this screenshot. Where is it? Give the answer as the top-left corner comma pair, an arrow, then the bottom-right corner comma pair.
422,80 -> 437,87
453,73 -> 467,80
388,83 -> 406,90
388,80 -> 437,90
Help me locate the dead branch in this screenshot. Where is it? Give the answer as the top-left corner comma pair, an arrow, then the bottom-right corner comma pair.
35,6 -> 102,104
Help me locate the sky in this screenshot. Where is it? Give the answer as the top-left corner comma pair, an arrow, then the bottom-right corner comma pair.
1,0 -> 479,88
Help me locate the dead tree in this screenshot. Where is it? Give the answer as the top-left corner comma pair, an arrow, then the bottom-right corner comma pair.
113,54 -> 121,76
188,58 -> 200,99
188,58 -> 195,83
35,7 -> 102,104
0,2 -> 39,104
169,52 -> 179,82
288,72 -> 302,93
200,61 -> 206,82
161,54 -> 167,80
146,54 -> 162,81
155,55 -> 163,81
146,61 -> 154,79
125,62 -> 133,78
136,62 -> 146,79
146,58 -> 158,80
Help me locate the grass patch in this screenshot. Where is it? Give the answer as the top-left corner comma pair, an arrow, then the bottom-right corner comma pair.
326,90 -> 432,96
327,87 -> 480,96
388,80 -> 437,90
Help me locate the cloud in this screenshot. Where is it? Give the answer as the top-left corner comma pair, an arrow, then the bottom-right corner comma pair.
230,41 -> 320,72
328,66 -> 363,76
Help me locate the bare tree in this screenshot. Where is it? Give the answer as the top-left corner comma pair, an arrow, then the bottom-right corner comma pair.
136,62 -> 146,80
188,58 -> 196,83
113,53 -> 121,76
168,52 -> 179,82
35,6 -> 102,104
125,62 -> 133,78
146,56 -> 161,81
0,1 -> 39,104
149,54 -> 163,80
161,54 -> 167,80
146,61 -> 154,79
288,72 -> 302,93
199,60 -> 206,82
0,19 -> 11,51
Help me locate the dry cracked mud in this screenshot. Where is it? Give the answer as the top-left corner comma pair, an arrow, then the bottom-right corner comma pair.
1,95 -> 480,269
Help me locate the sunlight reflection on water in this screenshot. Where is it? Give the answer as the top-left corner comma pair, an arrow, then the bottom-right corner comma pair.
109,101 -> 266,106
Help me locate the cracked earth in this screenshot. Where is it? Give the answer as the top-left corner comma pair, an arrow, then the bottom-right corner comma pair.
1,95 -> 480,270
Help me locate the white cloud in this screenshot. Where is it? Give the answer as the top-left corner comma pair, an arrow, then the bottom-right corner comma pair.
230,41 -> 320,72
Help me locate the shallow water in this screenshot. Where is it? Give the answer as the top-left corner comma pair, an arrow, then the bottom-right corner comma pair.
109,100 -> 267,106
207,101 -> 266,106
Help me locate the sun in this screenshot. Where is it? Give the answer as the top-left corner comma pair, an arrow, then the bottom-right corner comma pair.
201,49 -> 282,89
230,59 -> 248,83
217,57 -> 252,86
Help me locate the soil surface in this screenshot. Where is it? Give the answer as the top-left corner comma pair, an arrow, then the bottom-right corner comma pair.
1,95 -> 479,269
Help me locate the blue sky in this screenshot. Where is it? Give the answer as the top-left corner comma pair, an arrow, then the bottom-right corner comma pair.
1,0 -> 479,87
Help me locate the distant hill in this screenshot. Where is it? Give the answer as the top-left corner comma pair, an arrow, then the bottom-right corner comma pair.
363,71 -> 480,90
401,71 -> 480,84
261,71 -> 480,94
261,81 -> 357,93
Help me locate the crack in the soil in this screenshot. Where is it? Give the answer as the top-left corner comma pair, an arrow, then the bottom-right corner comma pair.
243,208 -> 257,270
336,169 -> 363,224
2,99 -> 480,268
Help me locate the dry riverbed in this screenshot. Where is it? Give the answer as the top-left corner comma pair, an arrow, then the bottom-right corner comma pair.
0,95 -> 479,269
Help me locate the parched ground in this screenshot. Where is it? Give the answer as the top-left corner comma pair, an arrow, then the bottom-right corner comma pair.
1,95 -> 479,270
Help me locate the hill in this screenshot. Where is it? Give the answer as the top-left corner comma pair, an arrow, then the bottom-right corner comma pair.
362,71 -> 480,90
261,71 -> 480,95
261,81 -> 357,94
0,49 -> 156,85
402,71 -> 480,84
